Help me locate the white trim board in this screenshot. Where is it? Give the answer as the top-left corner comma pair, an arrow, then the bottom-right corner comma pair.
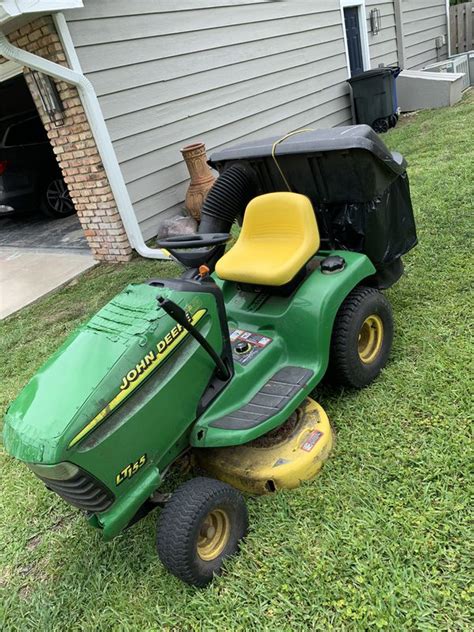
0,58 -> 22,82
340,0 -> 371,78
0,1 -> 83,25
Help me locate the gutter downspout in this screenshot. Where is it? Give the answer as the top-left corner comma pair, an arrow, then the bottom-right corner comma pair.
0,25 -> 168,260
52,12 -> 83,73
445,0 -> 451,58
393,0 -> 406,69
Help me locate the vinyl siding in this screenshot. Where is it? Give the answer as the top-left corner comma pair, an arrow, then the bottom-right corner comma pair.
402,0 -> 448,69
65,0 -> 352,238
366,0 -> 400,68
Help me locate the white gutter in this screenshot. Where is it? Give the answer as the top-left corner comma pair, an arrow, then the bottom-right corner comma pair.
0,23 -> 168,260
446,0 -> 451,58
0,1 -> 83,26
52,12 -> 82,72
0,58 -> 22,80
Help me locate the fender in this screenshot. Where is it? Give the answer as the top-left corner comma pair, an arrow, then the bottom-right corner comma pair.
191,250 -> 375,448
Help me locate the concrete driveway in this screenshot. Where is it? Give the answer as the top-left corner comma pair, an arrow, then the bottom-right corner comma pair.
0,212 -> 96,319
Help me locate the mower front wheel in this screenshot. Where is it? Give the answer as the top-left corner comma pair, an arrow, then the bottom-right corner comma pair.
156,476 -> 248,587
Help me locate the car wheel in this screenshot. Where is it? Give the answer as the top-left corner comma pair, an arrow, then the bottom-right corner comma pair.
41,177 -> 75,218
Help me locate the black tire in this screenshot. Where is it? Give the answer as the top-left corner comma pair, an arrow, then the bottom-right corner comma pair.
41,177 -> 75,218
372,118 -> 389,134
156,477 -> 248,587
329,286 -> 393,388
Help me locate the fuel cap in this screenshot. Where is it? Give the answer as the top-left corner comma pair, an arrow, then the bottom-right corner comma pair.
321,255 -> 346,274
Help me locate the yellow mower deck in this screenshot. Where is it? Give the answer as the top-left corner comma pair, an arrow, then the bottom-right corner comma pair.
195,397 -> 333,494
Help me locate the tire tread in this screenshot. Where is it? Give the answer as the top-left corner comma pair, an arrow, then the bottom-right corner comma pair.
156,476 -> 247,586
329,286 -> 392,387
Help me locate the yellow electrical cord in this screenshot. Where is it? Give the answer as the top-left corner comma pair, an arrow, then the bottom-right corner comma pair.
271,128 -> 314,191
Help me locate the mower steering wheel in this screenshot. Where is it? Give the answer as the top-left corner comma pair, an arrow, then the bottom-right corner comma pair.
156,233 -> 231,269
156,233 -> 230,250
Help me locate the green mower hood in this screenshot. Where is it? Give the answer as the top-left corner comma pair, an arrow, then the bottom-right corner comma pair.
3,283 -> 205,464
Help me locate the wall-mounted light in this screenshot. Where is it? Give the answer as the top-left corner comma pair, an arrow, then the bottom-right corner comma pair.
370,8 -> 381,35
31,71 -> 64,127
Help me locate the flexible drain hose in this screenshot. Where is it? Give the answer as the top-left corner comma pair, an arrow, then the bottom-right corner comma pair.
199,162 -> 258,234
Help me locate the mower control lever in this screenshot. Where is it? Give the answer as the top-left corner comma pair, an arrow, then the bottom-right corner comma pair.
157,296 -> 230,381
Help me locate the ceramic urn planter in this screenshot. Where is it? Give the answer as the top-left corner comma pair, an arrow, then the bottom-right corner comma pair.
181,142 -> 216,221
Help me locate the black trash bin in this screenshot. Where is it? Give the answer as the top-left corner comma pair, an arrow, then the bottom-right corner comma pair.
347,66 -> 400,133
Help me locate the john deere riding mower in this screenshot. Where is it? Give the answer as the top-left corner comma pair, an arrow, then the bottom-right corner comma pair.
3,126 -> 417,587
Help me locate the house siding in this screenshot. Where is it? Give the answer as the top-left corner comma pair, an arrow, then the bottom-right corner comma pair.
366,0 -> 400,68
402,0 -> 448,69
64,0 -> 352,239
65,1 -> 449,239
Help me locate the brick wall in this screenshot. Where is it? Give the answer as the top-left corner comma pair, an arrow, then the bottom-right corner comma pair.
2,16 -> 132,262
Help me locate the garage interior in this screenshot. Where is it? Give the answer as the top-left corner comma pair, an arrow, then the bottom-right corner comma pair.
0,71 -> 96,319
0,72 -> 89,248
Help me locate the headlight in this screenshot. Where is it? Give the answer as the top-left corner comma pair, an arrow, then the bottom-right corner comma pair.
26,461 -> 114,513
27,461 -> 79,480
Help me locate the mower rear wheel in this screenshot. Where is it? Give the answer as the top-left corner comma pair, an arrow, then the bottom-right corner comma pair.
329,286 -> 393,388
156,476 -> 248,587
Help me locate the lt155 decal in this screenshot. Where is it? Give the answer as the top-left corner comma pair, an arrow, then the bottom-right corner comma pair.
116,454 -> 147,486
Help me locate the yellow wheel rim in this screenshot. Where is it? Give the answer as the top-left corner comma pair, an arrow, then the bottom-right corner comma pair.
197,509 -> 230,561
358,314 -> 384,364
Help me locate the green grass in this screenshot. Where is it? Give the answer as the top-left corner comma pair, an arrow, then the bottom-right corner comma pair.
1,92 -> 473,631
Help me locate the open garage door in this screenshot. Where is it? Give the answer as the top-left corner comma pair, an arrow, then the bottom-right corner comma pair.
0,73 -> 88,246
0,72 -> 95,319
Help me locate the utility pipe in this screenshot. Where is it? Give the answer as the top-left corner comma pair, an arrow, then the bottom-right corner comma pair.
0,26 -> 169,260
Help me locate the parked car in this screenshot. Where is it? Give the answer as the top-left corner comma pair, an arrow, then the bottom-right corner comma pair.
0,111 -> 74,219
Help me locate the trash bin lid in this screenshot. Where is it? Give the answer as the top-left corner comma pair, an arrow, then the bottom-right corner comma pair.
347,67 -> 393,83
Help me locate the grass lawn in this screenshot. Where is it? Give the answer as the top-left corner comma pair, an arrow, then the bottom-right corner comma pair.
1,92 -> 473,631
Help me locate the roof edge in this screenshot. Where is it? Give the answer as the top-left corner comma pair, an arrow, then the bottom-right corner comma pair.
0,1 -> 83,26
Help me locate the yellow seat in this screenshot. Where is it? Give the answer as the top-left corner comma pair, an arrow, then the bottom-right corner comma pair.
216,192 -> 320,286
